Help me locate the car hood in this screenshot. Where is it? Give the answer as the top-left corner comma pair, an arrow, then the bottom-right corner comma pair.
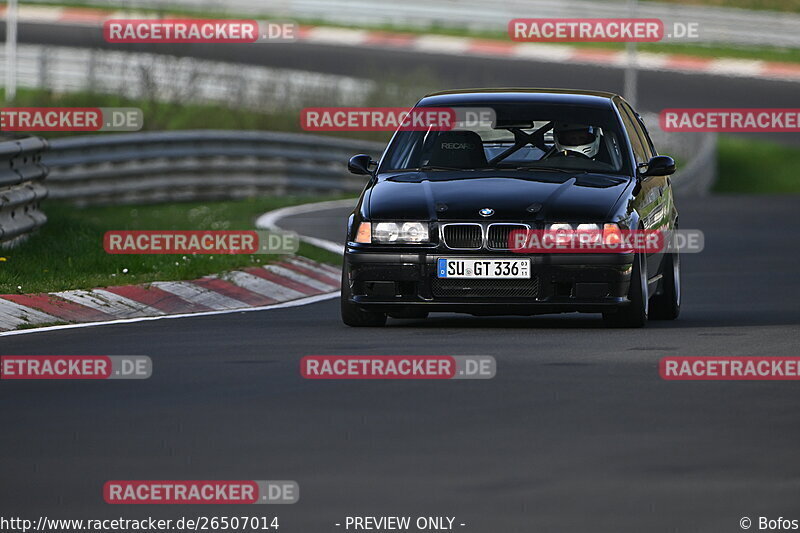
368,171 -> 631,222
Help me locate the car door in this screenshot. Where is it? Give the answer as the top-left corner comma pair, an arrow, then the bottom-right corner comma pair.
634,109 -> 676,228
617,101 -> 668,278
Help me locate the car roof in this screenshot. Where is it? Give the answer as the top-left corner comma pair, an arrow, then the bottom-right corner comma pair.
417,88 -> 620,109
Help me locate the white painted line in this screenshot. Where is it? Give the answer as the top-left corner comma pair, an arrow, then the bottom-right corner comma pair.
632,52 -> 672,70
264,264 -> 337,292
413,35 -> 471,55
512,43 -> 574,62
53,289 -> 165,318
108,10 -> 160,20
304,27 -> 370,45
707,58 -> 766,77
224,270 -> 307,301
15,5 -> 65,23
301,235 -> 344,255
256,198 -> 353,256
0,292 -> 340,338
255,198 -> 357,230
150,281 -> 250,310
0,299 -> 60,329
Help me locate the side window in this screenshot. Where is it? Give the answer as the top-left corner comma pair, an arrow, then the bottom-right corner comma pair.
622,102 -> 656,158
617,102 -> 650,166
635,113 -> 657,157
623,104 -> 656,161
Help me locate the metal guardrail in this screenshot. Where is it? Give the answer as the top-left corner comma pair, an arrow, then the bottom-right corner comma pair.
667,131 -> 717,196
643,114 -> 717,196
43,127 -> 715,208
27,0 -> 800,48
276,0 -> 800,48
44,130 -> 385,205
0,137 -> 49,248
1,45 -> 374,113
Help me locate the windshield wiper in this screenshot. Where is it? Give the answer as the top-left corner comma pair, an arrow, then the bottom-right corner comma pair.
412,165 -> 585,174
416,165 -> 470,171
511,166 -> 588,174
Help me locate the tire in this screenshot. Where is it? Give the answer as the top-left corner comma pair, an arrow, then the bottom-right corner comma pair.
340,267 -> 387,327
603,252 -> 648,328
649,252 -> 681,320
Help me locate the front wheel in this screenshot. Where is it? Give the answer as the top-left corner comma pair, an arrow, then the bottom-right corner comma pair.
340,267 -> 387,327
649,252 -> 681,320
603,252 -> 648,328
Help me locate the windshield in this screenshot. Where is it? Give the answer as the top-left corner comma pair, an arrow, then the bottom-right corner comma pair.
380,103 -> 630,175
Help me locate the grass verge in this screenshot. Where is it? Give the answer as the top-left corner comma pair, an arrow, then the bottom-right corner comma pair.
2,88 -> 394,143
715,135 -> 800,193
0,196 -> 348,294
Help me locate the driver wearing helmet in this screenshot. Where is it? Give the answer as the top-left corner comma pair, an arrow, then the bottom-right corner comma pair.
552,123 -> 603,159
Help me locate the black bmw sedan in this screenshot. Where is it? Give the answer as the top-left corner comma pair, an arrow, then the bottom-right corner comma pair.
342,89 -> 680,328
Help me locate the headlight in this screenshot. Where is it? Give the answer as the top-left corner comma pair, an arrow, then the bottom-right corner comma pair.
356,221 -> 430,244
546,223 -> 574,245
546,223 -> 604,231
547,223 -> 573,232
576,223 -> 600,232
546,222 -> 620,245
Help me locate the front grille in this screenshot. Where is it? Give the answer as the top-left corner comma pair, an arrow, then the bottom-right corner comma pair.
442,224 -> 482,249
487,224 -> 529,250
431,277 -> 540,298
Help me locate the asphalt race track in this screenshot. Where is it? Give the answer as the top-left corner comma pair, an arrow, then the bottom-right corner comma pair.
6,21 -> 800,146
2,16 -> 800,533
2,195 -> 799,532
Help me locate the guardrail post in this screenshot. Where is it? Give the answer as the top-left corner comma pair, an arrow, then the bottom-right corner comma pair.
0,136 -> 50,248
37,47 -> 49,90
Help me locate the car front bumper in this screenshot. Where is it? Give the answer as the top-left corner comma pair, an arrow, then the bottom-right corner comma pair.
343,246 -> 635,315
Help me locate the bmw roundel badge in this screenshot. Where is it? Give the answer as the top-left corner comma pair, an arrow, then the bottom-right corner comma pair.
479,208 -> 495,217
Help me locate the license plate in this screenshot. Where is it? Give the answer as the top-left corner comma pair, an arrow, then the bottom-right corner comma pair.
437,258 -> 531,279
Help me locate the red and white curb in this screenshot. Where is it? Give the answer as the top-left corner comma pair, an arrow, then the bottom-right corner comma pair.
0,256 -> 341,333
0,199 -> 351,336
3,4 -> 800,83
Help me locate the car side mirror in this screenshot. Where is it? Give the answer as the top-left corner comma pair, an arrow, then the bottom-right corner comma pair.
348,154 -> 375,176
638,155 -> 676,177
